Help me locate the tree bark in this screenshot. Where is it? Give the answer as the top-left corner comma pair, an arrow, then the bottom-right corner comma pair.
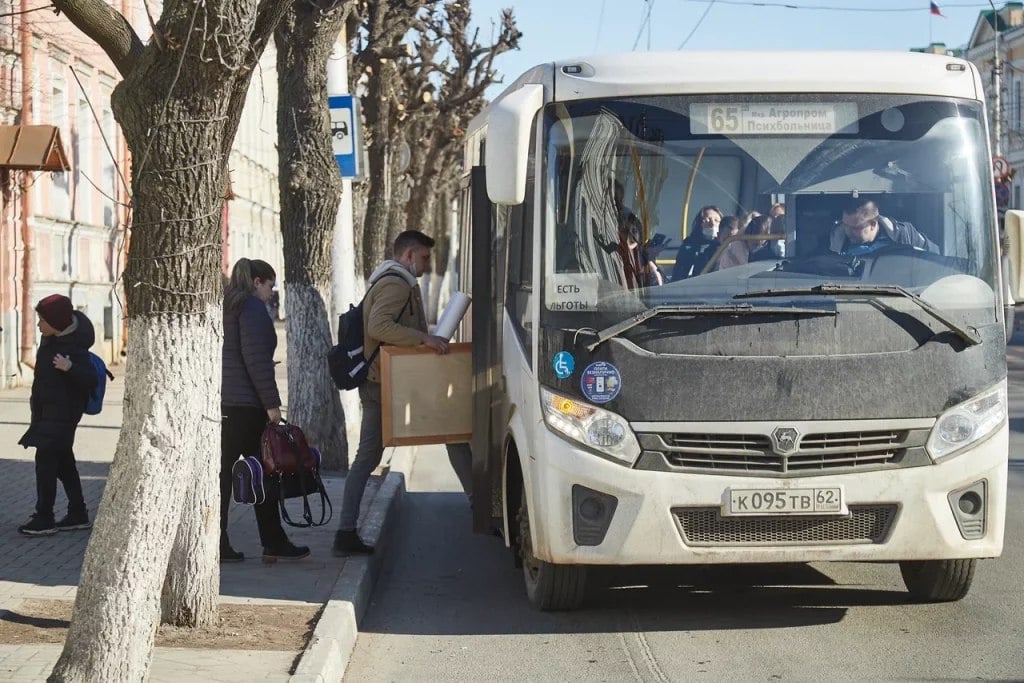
52,0 -> 144,77
360,57 -> 394,278
275,1 -> 349,471
49,1 -> 290,680
160,452 -> 218,627
53,316 -> 221,681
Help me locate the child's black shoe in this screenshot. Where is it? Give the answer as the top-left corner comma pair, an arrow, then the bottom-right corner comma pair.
55,512 -> 92,531
18,514 -> 57,536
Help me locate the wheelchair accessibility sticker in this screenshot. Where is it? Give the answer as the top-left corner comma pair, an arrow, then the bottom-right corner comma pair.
552,351 -> 575,379
580,361 -> 621,404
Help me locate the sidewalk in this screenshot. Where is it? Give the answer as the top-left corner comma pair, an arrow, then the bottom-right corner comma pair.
0,327 -> 399,682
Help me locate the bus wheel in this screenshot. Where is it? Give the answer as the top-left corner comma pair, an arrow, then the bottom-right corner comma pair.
517,489 -> 587,610
899,559 -> 977,602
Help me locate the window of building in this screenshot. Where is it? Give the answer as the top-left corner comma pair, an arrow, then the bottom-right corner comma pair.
76,95 -> 92,222
50,67 -> 70,219
101,106 -> 117,227
1015,79 -> 1022,131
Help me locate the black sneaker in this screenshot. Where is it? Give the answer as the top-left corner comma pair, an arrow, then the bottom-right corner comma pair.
221,545 -> 244,562
55,513 -> 92,531
332,529 -> 374,557
220,532 -> 244,562
18,515 -> 57,537
262,542 -> 310,563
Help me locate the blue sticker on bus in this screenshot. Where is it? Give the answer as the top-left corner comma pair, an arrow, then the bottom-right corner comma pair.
580,361 -> 621,404
552,351 -> 575,379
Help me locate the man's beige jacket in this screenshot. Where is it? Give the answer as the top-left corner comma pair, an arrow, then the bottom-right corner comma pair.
362,260 -> 428,383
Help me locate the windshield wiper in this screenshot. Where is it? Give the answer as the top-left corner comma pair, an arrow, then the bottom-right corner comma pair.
734,284 -> 981,346
586,303 -> 836,352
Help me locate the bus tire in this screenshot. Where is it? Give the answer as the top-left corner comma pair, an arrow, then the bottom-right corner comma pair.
517,489 -> 587,610
899,559 -> 977,602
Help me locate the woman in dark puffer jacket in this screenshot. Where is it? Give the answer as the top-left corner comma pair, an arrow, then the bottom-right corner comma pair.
220,258 -> 308,562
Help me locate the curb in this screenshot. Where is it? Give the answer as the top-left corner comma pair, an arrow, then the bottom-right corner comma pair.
289,470 -> 405,683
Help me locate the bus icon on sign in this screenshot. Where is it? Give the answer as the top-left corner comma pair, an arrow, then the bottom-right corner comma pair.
331,119 -> 349,141
330,109 -> 354,157
327,94 -> 361,178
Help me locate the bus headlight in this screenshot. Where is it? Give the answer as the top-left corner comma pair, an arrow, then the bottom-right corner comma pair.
926,380 -> 1007,462
540,387 -> 641,466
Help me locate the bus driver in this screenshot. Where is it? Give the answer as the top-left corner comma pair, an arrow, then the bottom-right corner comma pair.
828,197 -> 938,256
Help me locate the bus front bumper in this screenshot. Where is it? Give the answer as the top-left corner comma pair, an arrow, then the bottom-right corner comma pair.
527,425 -> 1008,566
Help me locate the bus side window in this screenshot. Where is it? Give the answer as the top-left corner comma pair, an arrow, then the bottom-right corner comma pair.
505,116 -> 538,367
506,177 -> 534,366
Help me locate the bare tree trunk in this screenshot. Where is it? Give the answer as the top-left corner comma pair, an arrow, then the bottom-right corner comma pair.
352,182 -> 368,278
49,1 -> 290,679
275,1 -> 349,470
404,124 -> 447,234
361,70 -> 393,278
160,455 -> 218,626
53,315 -> 221,681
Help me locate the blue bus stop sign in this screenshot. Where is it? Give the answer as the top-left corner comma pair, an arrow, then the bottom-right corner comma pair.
328,95 -> 361,178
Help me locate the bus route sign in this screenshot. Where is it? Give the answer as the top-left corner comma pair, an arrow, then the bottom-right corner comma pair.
328,94 -> 362,178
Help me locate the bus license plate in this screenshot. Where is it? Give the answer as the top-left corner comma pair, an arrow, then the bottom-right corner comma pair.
725,487 -> 845,516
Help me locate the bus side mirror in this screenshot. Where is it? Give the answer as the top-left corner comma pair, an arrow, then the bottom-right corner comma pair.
485,83 -> 544,205
1005,210 -> 1024,301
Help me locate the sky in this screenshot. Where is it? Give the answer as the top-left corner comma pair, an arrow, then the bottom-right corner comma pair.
468,0 -> 997,98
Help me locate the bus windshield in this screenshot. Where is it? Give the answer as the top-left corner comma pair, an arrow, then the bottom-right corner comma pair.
542,94 -> 997,323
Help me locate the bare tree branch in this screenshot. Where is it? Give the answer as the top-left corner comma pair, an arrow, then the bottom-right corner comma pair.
51,0 -> 144,77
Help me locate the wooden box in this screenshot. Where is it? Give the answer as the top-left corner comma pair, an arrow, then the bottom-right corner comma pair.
380,343 -> 472,446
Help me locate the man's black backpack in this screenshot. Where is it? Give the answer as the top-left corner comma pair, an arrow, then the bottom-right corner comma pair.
328,273 -> 410,391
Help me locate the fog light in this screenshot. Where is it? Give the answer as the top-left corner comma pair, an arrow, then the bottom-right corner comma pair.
572,485 -> 618,546
579,497 -> 605,522
948,480 -> 987,540
958,491 -> 982,515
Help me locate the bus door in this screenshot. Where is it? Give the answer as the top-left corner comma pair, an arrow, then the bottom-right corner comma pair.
465,166 -> 505,533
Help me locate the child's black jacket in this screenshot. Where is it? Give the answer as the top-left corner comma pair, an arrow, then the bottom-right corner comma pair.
19,310 -> 98,451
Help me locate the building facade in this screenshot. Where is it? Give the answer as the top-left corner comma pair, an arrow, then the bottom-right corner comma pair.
965,2 -> 1024,211
0,1 -> 281,388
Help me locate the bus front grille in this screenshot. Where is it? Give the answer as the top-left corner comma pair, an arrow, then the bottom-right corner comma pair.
638,427 -> 930,475
673,505 -> 898,546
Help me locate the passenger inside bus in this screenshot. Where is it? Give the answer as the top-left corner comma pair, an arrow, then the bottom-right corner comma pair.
670,205 -> 723,281
719,214 -> 777,270
617,215 -> 646,290
828,197 -> 938,256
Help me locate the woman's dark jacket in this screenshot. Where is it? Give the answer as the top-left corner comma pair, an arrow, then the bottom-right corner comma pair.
19,311 -> 98,451
671,233 -> 719,281
222,295 -> 281,410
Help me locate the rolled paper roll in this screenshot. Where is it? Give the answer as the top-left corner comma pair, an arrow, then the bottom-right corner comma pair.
435,291 -> 472,340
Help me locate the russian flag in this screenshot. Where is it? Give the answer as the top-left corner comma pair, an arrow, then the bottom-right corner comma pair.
930,1 -> 944,17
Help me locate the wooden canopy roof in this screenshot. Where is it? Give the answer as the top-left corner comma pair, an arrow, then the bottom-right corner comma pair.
0,125 -> 70,172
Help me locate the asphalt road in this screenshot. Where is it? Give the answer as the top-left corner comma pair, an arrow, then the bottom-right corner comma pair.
346,349 -> 1024,681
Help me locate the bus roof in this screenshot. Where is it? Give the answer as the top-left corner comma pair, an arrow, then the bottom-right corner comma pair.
469,51 -> 981,137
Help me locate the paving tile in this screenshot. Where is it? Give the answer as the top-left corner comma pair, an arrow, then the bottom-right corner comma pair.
0,329 -> 380,680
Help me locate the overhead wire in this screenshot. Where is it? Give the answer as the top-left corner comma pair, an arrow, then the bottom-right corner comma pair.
677,0 -> 717,49
681,0 -> 991,12
593,0 -> 607,52
632,0 -> 655,50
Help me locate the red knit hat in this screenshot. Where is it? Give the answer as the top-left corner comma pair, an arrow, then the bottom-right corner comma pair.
36,294 -> 74,332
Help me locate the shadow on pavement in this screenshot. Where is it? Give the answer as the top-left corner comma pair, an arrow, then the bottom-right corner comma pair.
0,458 -> 109,594
357,490 -> 915,637
0,456 -> 360,606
